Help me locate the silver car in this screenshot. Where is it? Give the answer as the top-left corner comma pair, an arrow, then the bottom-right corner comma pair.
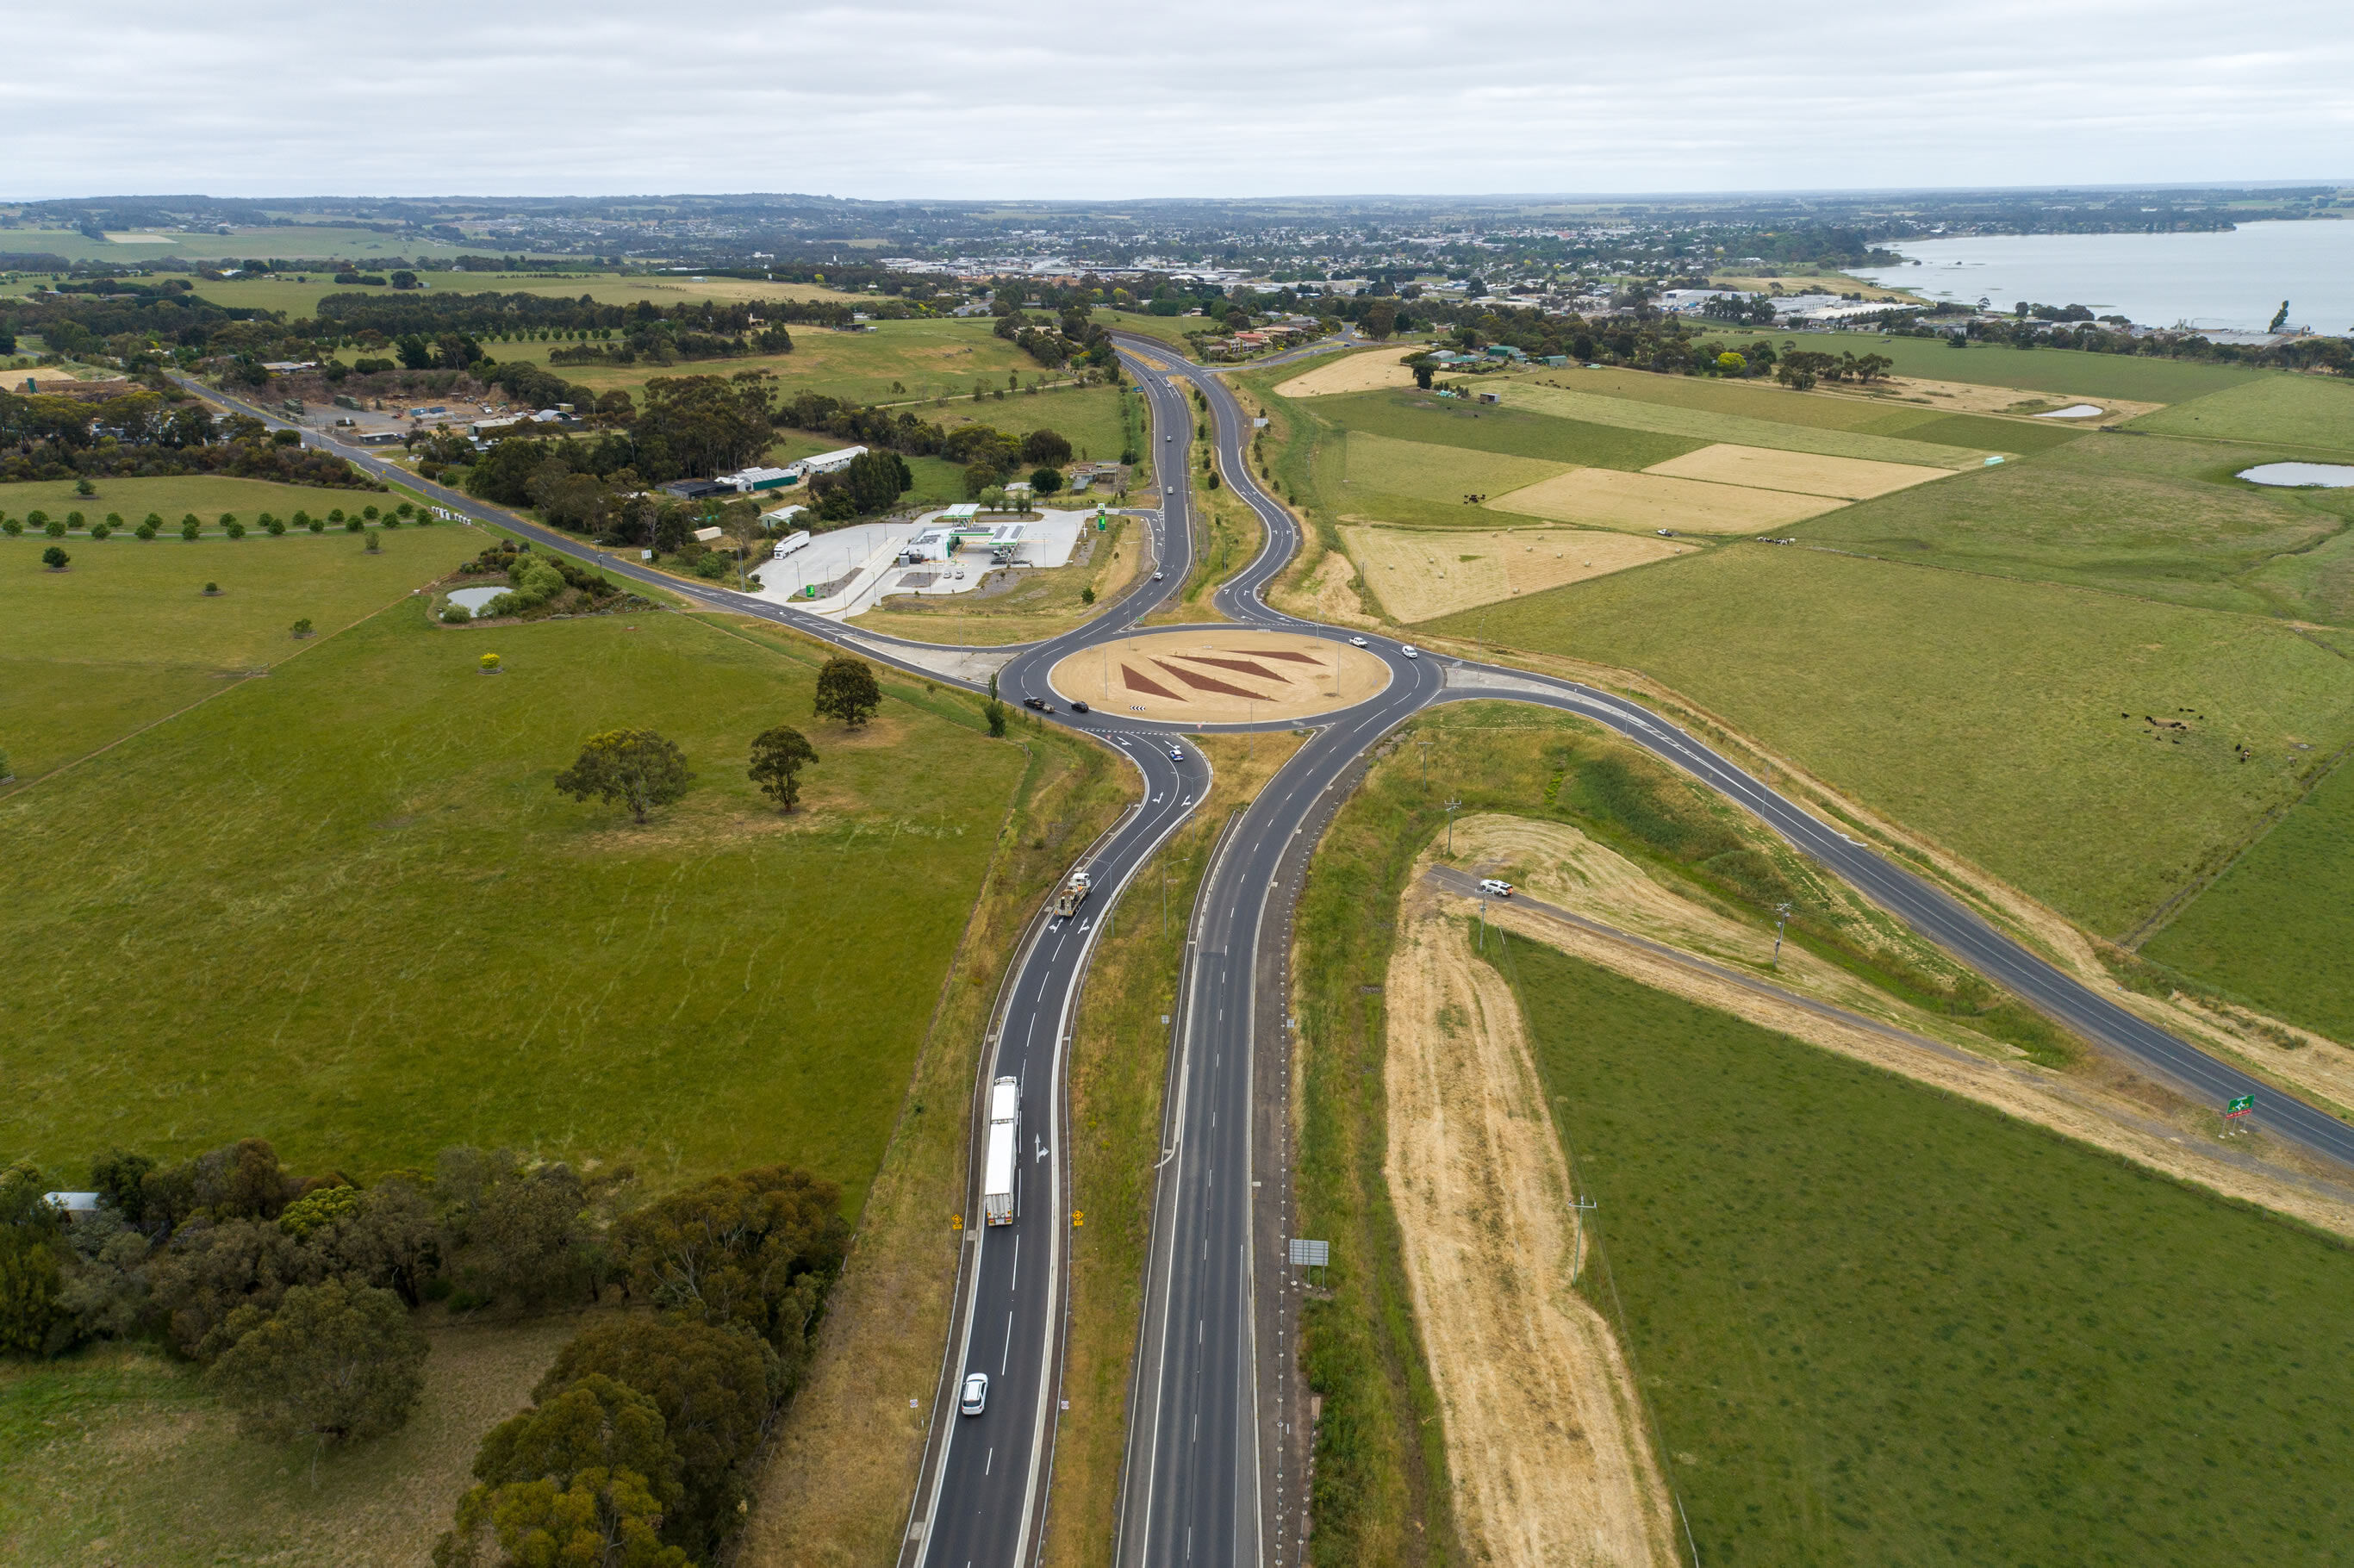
961,1372 -> 988,1416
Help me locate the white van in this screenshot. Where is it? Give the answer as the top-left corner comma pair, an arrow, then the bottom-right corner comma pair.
1400,644 -> 1420,659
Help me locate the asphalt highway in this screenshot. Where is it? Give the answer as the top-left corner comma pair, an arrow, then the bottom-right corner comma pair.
176,335 -> 2354,1568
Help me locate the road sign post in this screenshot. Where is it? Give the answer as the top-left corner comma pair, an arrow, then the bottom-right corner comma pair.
2225,1093 -> 2255,1127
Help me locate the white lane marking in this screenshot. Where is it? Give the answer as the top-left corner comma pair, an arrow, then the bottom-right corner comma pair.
1002,1310 -> 1015,1372
1010,1235 -> 1020,1292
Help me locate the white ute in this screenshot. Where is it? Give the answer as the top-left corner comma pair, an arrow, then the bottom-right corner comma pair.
1478,878 -> 1514,898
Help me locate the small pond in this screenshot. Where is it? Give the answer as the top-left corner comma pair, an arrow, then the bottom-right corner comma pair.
445,586 -> 508,613
2238,463 -> 2354,488
2033,403 -> 2106,419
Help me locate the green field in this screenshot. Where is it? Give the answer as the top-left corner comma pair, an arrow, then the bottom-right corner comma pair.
1342,431 -> 1567,503
1502,382 -> 1998,467
2143,757 -> 2354,1041
0,599 -> 1022,1202
495,316 -> 1040,409
0,227 -> 470,265
1797,430 -> 2354,621
1498,937 -> 2354,1566
1438,548 -> 2354,935
2131,374 -> 2354,451
0,493 -> 476,780
1303,388 -> 1706,470
1773,333 -> 2273,403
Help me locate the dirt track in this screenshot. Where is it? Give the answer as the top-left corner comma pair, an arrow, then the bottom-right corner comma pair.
1384,874 -> 1679,1568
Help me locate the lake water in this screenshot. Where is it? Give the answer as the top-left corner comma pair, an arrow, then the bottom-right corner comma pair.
1853,221 -> 2354,335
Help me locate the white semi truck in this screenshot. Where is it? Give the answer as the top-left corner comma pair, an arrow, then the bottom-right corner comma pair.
1052,870 -> 1092,918
981,1075 -> 1020,1226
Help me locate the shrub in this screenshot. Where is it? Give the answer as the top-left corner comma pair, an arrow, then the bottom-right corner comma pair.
104,513 -> 121,529
134,520 -> 157,538
181,515 -> 201,540
218,513 -> 235,530
346,516 -> 365,533
73,476 -> 95,496
290,617 -> 314,638
0,1225 -> 68,1358
204,581 -> 220,594
265,516 -> 285,536
66,511 -> 85,530
224,520 -> 246,539
364,505 -> 380,520
443,604 -> 471,624
480,653 -> 501,672
291,510 -> 311,529
275,1184 -> 360,1238
44,518 -> 65,538
308,517 -> 325,533
395,501 -> 415,519
0,520 -> 18,537
88,522 -> 110,540
693,551 -> 732,579
40,545 -> 67,569
364,531 -> 381,553
329,509 -> 346,525
142,513 -> 161,531
27,510 -> 47,529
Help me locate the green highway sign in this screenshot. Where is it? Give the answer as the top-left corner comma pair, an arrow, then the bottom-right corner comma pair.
2225,1094 -> 2255,1117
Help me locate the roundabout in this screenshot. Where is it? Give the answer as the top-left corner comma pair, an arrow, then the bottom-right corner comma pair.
1046,628 -> 1391,724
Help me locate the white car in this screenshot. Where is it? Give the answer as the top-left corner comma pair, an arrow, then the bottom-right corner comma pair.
961,1372 -> 988,1416
1400,644 -> 1420,659
1348,636 -> 1369,647
1168,746 -> 1185,762
1478,878 -> 1514,899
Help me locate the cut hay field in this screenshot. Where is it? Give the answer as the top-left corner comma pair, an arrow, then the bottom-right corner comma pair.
0,600 -> 1023,1202
1797,427 -> 2354,621
1274,346 -> 1419,397
2129,374 -> 2354,451
1641,443 -> 1948,499
1487,467 -> 1842,533
1502,381 -> 1998,468
1438,548 -> 2354,936
0,513 -> 479,781
1500,937 -> 2354,1567
2143,757 -> 2354,1043
1343,525 -> 1692,621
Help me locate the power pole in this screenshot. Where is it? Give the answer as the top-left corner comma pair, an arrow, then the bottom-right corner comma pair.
1772,902 -> 1793,968
1443,798 -> 1463,856
1568,1194 -> 1597,1285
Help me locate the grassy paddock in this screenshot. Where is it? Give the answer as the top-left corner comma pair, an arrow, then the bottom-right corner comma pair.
0,603 -> 1021,1202
1775,333 -> 2272,403
0,1312 -> 588,1566
1797,429 -> 2354,621
0,522 -> 480,779
2143,756 -> 2354,1042
1495,936 -> 2354,1565
1437,548 -> 2354,936
1504,382 -> 1996,467
2132,374 -> 2354,451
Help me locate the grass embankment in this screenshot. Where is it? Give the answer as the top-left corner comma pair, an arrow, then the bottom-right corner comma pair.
1046,731 -> 1305,1568
0,1314 -> 588,1565
0,600 -> 1020,1200
741,707 -> 1131,1568
0,516 -> 478,781
1288,701 -> 2067,1568
1489,936 -> 2354,1565
1435,547 -> 2354,937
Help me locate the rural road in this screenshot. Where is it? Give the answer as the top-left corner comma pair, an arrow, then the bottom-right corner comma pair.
178,331 -> 2354,1568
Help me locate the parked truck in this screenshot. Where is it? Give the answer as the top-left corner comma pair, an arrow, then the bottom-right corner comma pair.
982,1076 -> 1020,1226
1052,870 -> 1092,918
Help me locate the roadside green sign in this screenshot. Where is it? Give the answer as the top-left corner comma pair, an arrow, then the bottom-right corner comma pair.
2225,1094 -> 2254,1117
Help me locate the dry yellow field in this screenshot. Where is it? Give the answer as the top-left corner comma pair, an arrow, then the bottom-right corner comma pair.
1643,442 -> 1951,499
1342,525 -> 1693,622
1486,468 -> 1843,533
1045,630 -> 1390,722
1274,347 -> 1419,398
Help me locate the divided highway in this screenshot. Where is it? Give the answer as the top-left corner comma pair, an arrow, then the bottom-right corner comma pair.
181,334 -> 2354,1568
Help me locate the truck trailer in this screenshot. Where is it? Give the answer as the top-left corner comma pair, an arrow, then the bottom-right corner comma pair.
981,1076 -> 1020,1226
1052,870 -> 1092,918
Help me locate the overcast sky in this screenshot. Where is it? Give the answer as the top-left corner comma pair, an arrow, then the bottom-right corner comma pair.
7,0 -> 2350,201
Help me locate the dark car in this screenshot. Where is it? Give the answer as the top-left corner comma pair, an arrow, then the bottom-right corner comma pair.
1071,700 -> 1090,713
1023,696 -> 1050,712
